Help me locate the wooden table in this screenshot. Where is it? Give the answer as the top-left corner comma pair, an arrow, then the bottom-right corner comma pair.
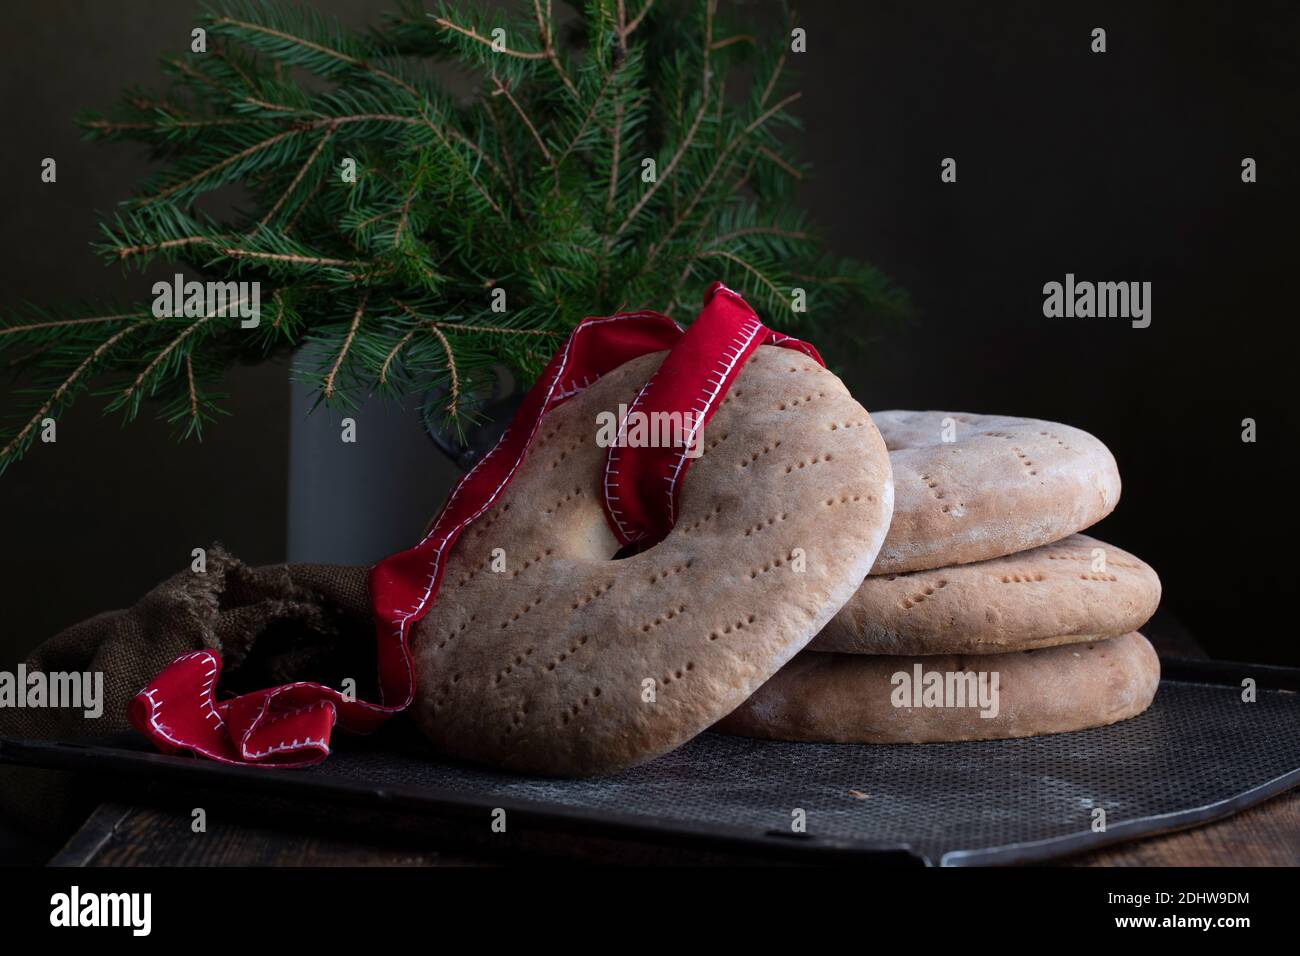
49,787 -> 1300,866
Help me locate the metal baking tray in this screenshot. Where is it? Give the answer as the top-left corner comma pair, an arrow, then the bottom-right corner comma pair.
3,658 -> 1298,865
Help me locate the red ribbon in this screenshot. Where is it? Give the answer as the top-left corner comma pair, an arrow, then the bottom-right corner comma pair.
128,283 -> 822,766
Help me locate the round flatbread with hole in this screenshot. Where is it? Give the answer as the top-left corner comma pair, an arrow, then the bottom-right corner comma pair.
410,346 -> 894,776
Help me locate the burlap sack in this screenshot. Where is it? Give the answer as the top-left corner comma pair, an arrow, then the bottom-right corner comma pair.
0,544 -> 372,838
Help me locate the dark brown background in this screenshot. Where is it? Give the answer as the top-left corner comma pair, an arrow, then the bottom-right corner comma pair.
1,0 -> 1297,666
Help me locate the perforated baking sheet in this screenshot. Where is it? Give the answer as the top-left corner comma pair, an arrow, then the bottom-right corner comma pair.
4,660 -> 1299,865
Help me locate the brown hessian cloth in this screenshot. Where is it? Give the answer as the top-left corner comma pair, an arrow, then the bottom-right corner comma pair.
0,545 -> 373,835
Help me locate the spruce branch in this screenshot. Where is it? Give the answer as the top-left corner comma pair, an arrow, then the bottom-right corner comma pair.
491,77 -> 558,189
625,0 -> 656,36
259,125 -> 337,227
323,293 -> 369,400
431,15 -> 546,60
0,312 -> 140,337
1,0 -> 907,475
392,300 -> 461,416
1,321 -> 148,468
531,0 -> 579,96
614,0 -> 714,238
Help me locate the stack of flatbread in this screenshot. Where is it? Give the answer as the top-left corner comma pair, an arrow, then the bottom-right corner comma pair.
717,411 -> 1161,744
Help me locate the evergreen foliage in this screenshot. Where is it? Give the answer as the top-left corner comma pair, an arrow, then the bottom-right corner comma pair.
0,0 -> 906,473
